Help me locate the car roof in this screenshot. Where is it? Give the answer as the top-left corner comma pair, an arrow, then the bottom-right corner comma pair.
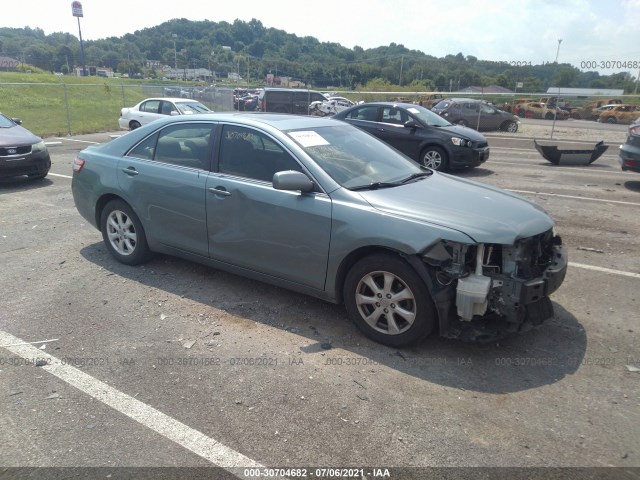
350,102 -> 417,108
147,112 -> 343,130
139,97 -> 200,103
439,98 -> 484,103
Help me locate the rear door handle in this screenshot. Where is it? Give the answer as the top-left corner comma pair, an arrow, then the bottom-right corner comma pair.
121,167 -> 138,176
208,187 -> 231,197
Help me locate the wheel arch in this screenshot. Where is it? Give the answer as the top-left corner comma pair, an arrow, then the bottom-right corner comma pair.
334,246 -> 407,304
419,141 -> 451,157
95,193 -> 131,229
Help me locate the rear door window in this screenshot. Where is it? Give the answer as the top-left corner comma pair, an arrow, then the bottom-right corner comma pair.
140,100 -> 161,113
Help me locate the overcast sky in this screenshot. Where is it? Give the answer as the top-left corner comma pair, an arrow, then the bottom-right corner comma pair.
5,0 -> 640,73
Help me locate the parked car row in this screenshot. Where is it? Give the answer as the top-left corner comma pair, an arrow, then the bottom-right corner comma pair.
233,88 -> 261,112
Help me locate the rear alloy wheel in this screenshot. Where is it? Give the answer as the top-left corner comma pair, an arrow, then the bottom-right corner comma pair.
344,254 -> 436,347
100,199 -> 151,265
129,120 -> 141,130
545,112 -> 555,120
502,121 -> 518,133
420,146 -> 448,171
606,116 -> 617,124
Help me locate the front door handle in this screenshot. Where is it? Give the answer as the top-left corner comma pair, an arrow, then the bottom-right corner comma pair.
121,167 -> 138,176
208,187 -> 231,197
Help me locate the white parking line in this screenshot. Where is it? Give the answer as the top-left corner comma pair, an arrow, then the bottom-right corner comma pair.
507,189 -> 640,206
570,262 -> 640,279
48,172 -> 73,179
53,138 -> 100,144
0,329 -> 271,477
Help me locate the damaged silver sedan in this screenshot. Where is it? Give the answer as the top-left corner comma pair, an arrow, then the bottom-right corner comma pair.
72,113 -> 567,347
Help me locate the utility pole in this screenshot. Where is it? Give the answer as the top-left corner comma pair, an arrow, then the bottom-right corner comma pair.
172,34 -> 177,72
554,39 -> 563,63
399,55 -> 404,87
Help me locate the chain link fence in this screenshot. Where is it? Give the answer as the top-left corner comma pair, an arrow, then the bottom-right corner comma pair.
0,82 -> 234,137
1,82 -> 637,144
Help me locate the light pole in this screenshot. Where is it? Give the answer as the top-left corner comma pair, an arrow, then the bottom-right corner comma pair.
71,1 -> 86,76
551,39 -> 563,139
172,34 -> 177,75
554,39 -> 563,63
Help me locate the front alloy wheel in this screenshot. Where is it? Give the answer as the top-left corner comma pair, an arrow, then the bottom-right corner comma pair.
344,254 -> 435,347
503,121 -> 518,133
420,146 -> 448,171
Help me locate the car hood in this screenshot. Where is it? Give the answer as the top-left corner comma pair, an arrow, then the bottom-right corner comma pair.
434,124 -> 487,142
0,125 -> 42,146
357,173 -> 553,244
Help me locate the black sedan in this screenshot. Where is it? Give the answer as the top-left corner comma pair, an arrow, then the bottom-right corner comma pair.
619,117 -> 640,173
0,113 -> 51,180
333,102 -> 489,171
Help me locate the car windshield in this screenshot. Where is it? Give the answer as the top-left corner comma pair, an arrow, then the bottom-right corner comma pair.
286,125 -> 428,189
0,114 -> 15,128
404,104 -> 451,127
175,101 -> 211,113
433,100 -> 452,109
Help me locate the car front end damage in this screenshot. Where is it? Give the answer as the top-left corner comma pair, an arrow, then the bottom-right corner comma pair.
418,228 -> 567,341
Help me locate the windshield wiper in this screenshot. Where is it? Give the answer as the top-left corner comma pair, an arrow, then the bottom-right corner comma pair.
400,171 -> 432,183
349,181 -> 400,191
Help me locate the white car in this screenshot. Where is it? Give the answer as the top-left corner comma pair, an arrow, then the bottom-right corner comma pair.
118,97 -> 213,130
308,96 -> 357,116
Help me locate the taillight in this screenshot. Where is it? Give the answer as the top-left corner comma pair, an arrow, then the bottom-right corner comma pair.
630,125 -> 640,136
72,157 -> 85,173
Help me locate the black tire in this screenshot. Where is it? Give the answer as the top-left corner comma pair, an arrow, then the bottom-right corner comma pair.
606,116 -> 617,124
419,146 -> 448,171
28,170 -> 49,180
501,121 -> 518,133
100,199 -> 151,265
545,112 -> 554,120
344,254 -> 436,347
129,120 -> 141,130
517,109 -> 525,118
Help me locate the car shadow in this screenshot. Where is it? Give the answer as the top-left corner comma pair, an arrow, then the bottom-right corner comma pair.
0,176 -> 53,193
623,180 -> 640,193
80,243 -> 585,394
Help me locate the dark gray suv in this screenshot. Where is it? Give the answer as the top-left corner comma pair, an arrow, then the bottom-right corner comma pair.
258,88 -> 327,115
432,98 -> 519,133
